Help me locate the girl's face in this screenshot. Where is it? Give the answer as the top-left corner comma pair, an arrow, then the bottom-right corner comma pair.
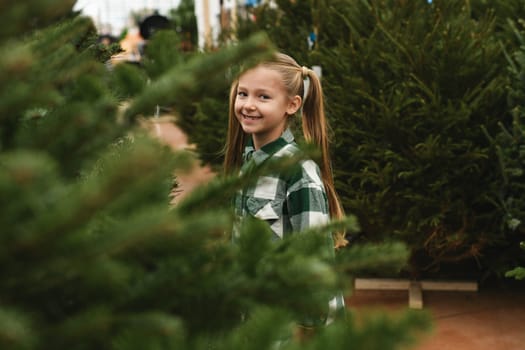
234,66 -> 301,149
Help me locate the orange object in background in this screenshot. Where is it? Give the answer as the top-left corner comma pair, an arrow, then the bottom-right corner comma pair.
111,27 -> 144,64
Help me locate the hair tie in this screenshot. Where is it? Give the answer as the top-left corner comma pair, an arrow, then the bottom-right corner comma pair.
301,66 -> 309,78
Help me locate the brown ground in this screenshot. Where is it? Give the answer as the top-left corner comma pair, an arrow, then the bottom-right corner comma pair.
347,287 -> 525,350
155,120 -> 525,350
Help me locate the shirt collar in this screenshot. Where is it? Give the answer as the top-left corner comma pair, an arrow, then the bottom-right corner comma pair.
243,128 -> 295,166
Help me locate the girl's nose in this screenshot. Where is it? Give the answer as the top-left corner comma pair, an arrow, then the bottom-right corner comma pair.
244,97 -> 256,110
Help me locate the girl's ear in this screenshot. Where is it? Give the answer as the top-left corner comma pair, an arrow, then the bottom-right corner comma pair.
286,95 -> 302,115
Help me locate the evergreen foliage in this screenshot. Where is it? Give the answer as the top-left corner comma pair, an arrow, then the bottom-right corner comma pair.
142,28 -> 234,168
0,1 -> 431,349
169,0 -> 199,50
487,19 -> 525,279
313,0 -> 510,277
233,0 -> 313,63
471,0 -> 525,42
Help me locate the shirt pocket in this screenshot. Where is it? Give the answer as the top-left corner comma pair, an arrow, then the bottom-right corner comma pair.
246,195 -> 285,221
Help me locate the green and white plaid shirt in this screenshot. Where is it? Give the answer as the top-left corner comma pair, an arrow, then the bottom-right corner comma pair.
234,128 -> 345,324
234,128 -> 331,240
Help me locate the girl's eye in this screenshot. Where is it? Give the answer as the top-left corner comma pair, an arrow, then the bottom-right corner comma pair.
237,91 -> 247,97
260,94 -> 270,100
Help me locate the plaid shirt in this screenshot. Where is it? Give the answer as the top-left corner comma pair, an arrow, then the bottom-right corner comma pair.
234,128 -> 331,240
234,128 -> 345,324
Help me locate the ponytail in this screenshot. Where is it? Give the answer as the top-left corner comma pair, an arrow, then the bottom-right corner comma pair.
302,68 -> 347,248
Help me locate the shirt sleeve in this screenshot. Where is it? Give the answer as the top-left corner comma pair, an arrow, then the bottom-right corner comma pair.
286,160 -> 330,233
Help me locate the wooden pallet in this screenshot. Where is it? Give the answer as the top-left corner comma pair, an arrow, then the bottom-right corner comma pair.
354,278 -> 478,309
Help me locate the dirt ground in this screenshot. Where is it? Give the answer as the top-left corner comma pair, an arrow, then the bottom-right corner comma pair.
347,286 -> 525,350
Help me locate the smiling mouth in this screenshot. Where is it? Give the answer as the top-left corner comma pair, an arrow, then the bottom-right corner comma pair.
243,114 -> 262,120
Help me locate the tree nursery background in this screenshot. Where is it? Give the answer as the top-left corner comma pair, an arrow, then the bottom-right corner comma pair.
0,0 -> 434,349
177,0 -> 525,282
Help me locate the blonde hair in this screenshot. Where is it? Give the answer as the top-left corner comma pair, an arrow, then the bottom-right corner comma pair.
224,52 -> 347,248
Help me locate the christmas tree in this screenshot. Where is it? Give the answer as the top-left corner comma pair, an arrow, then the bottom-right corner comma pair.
486,18 -> 525,280
0,1 -> 431,349
313,0 -> 510,278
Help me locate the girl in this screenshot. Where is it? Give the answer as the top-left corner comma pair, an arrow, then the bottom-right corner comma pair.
224,52 -> 346,247
224,52 -> 347,328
